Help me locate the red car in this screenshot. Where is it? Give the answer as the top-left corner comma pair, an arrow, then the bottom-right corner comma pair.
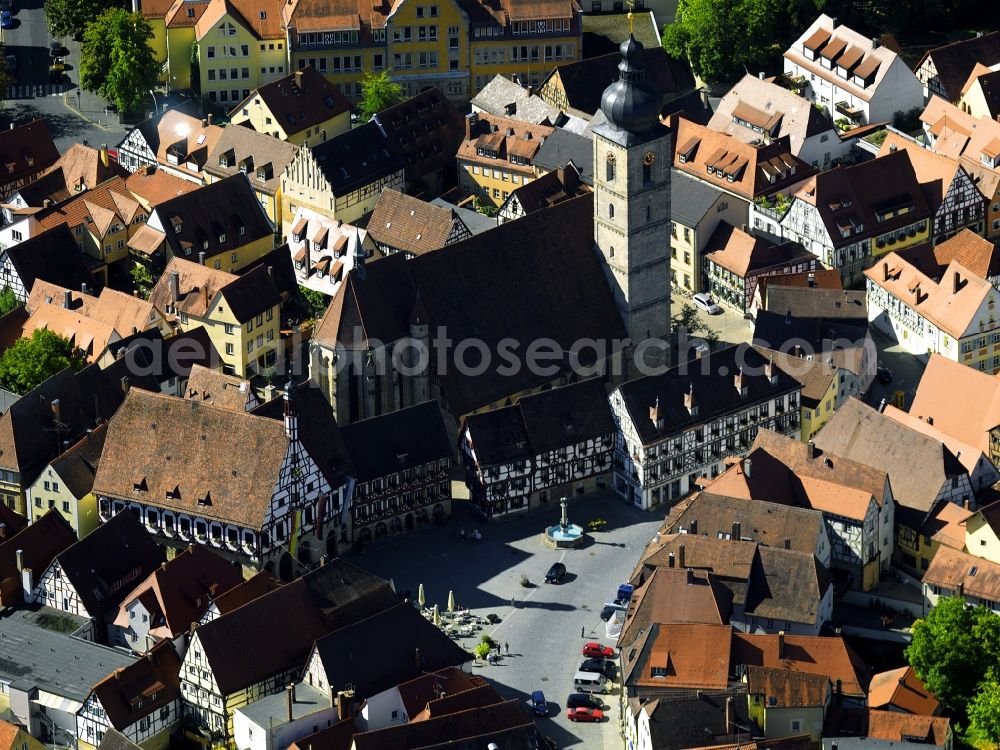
567,707 -> 604,722
581,642 -> 613,658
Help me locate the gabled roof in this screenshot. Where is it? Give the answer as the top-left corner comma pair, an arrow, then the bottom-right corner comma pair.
194,0 -> 285,40
114,545 -> 243,638
374,88 -> 466,184
184,365 -> 255,412
148,257 -> 237,319
131,109 -> 224,179
195,560 -> 397,695
124,166 -> 200,207
866,709 -> 951,746
813,398 -> 969,515
0,510 -> 76,605
22,144 -> 127,204
747,666 -> 829,707
153,174 -> 273,263
532,128 -> 595,185
396,668 -> 488,720
868,665 -> 939,715
22,304 -> 118,362
108,327 -> 223,385
367,189 -> 465,256
897,230 -> 1000,281
917,31 -> 1000,102
210,570 -> 283,616
710,74 -> 836,150
90,640 -> 182,730
503,163 -> 591,216
471,75 -> 563,126
339,401 -> 451,483
671,116 -> 815,200
231,67 -> 351,139
731,631 -> 871,697
622,623 -> 733,690
619,567 -> 733,646
311,602 -> 471,698
47,424 -> 108,500
97,729 -> 142,750
705,223 -> 814,278
0,119 -> 59,187
924,545 -> 1000,603
53,510 -> 165,620
458,112 -> 554,167
92,389 -> 292,528
613,345 -> 802,447
642,692 -> 755,750
882,403 -> 991,481
754,347 -> 837,406
204,124 -> 298,195
1,224 -> 95,295
464,378 -> 614,466
877,133 -> 971,211
302,121 -> 404,195
0,502 -> 27,543
28,282 -> 163,339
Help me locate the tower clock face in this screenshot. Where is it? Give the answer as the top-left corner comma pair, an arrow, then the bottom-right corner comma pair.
643,151 -> 656,167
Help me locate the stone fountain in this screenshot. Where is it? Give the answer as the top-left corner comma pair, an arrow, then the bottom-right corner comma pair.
541,496 -> 586,549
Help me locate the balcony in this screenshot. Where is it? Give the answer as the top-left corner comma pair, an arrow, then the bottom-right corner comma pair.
835,101 -> 864,121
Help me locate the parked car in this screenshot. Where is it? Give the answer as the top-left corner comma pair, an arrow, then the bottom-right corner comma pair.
544,562 -> 566,583
580,658 -> 616,679
581,642 -> 613,658
530,690 -> 547,716
567,707 -> 604,722
50,40 -> 68,57
49,58 -> 65,73
692,292 -> 723,315
0,11 -> 13,28
600,602 -> 627,621
566,693 -> 603,710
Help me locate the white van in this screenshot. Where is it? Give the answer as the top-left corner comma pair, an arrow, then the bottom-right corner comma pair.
573,670 -> 609,694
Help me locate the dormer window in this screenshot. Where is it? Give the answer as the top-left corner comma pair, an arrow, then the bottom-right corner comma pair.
982,151 -> 1000,169
202,240 -> 209,250
219,233 -> 226,243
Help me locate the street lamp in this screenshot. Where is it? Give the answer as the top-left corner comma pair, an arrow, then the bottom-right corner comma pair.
149,88 -> 160,116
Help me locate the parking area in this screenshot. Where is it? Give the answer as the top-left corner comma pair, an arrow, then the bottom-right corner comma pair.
346,491 -> 662,749
671,292 -> 755,350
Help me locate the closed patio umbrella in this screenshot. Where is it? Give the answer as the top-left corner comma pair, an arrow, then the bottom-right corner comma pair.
448,590 -> 456,613
418,583 -> 426,609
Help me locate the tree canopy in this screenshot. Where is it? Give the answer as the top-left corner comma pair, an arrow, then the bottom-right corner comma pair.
906,597 -> 1000,718
970,680 -> 1000,746
0,329 -> 83,395
662,0 -> 780,83
80,8 -> 160,113
45,0 -> 123,40
357,71 -> 405,122
0,287 -> 19,317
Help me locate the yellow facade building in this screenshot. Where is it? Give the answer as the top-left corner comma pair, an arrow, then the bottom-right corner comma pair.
457,111 -> 551,206
149,258 -> 282,377
26,426 -> 106,538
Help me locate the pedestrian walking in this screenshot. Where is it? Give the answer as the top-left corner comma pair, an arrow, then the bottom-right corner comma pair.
459,529 -> 466,541
504,642 -> 509,655
581,626 -> 585,638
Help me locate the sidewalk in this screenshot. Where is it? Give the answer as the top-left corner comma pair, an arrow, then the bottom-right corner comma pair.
59,35 -> 124,132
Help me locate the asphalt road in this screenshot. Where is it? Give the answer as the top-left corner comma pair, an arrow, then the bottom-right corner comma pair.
346,492 -> 662,749
0,0 -> 128,152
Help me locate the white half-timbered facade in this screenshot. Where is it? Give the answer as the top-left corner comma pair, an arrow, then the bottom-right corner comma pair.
33,560 -> 88,618
92,388 -> 352,579
77,690 -> 181,750
460,379 -> 617,519
610,347 -> 802,510
116,127 -> 157,174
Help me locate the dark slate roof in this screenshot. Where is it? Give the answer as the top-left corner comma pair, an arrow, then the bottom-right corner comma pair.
236,243 -> 298,296
312,602 -> 471,698
465,378 -> 614,466
54,509 -> 165,620
615,345 -> 802,446
919,31 -> 1000,101
49,423 -> 107,499
196,559 -> 398,695
645,691 -> 752,750
251,381 -> 353,488
752,310 -> 869,354
98,729 -> 142,750
219,265 -> 282,323
155,174 -> 273,264
109,327 -> 224,384
3,224 -> 95,295
315,194 -> 626,416
373,88 -> 465,184
763,287 -> 867,321
339,401 -> 452,483
532,128 -> 594,185
0,119 -> 59,189
0,510 -> 76,604
672,171 -> 725,226
310,122 -> 405,195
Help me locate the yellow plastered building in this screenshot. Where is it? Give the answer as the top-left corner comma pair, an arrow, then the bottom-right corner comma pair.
26,426 -> 106,538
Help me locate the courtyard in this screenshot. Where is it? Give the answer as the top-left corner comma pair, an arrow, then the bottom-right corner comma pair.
345,490 -> 663,749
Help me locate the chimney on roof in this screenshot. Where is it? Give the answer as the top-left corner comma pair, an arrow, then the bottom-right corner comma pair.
414,647 -> 422,669
732,521 -> 741,540
121,376 -> 130,395
871,37 -> 880,49
883,262 -> 891,281
784,537 -> 791,549
684,383 -> 698,416
169,271 -> 180,302
690,519 -> 697,535
144,164 -> 155,176
777,630 -> 785,659
51,399 -> 61,424
686,568 -> 695,585
725,696 -> 733,734
889,143 -> 897,153
878,398 -> 887,413
15,549 -> 24,571
43,198 -> 52,208
650,396 -> 664,430
744,457 -> 752,479
831,16 -> 839,27
207,114 -> 213,125
927,416 -> 934,425
734,367 -> 747,396
81,282 -> 89,294
678,544 -> 686,568
267,265 -> 274,281
63,290 -> 72,309
21,564 -> 33,603
667,551 -> 675,568
295,69 -> 304,91
100,144 -> 109,168
464,112 -> 479,140
953,270 -> 962,294
758,71 -> 765,80
807,440 -> 816,459
765,355 -> 777,384
198,251 -> 206,265
286,684 -> 295,722
8,123 -> 13,130
201,118 -> 208,127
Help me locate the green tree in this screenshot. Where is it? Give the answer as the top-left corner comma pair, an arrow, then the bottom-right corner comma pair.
672,302 -> 720,346
80,8 -> 160,113
357,71 -> 404,122
0,287 -> 19,316
44,0 -> 123,39
662,0 -> 780,83
131,263 -> 153,299
970,681 -> 1000,746
906,597 -> 1000,717
0,329 -> 83,395
299,287 -> 331,320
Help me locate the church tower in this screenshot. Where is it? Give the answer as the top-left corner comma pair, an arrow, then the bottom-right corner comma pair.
592,28 -> 671,368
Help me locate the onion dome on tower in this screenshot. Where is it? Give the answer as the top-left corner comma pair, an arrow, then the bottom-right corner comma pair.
599,34 -> 662,138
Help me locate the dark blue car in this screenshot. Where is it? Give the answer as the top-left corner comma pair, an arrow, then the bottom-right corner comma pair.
0,11 -> 13,28
530,690 -> 547,716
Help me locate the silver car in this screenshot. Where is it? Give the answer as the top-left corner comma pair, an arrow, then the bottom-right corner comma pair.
692,292 -> 723,315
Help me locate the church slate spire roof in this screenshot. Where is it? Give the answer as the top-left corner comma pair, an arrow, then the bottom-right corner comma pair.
597,34 -> 663,144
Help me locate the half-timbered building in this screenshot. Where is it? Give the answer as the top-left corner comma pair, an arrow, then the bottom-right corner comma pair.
610,346 -> 802,510
31,510 -> 165,642
76,640 -> 182,750
92,386 -> 350,580
460,379 -> 615,519
366,189 -> 472,258
0,119 -> 59,199
0,509 -> 76,607
338,401 -> 453,548
0,223 -> 96,304
178,560 -> 397,746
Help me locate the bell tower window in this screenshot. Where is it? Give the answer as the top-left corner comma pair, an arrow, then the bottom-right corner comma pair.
606,152 -> 616,182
